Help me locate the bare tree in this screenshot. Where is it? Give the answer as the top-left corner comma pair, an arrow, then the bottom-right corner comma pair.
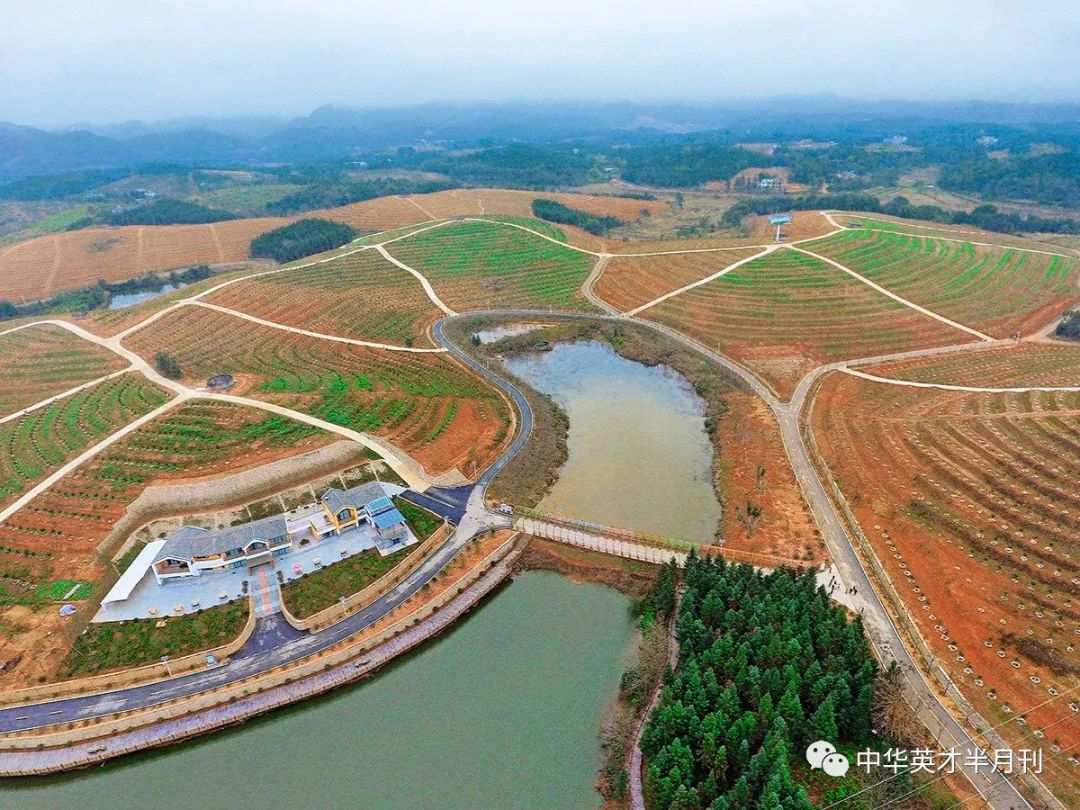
736,501 -> 763,539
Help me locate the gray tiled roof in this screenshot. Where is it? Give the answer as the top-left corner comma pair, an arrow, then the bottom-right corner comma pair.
320,482 -> 387,516
154,515 -> 288,564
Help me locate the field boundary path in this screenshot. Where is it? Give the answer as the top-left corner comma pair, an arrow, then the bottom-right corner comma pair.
0,211 -> 1068,806
188,300 -> 448,353
840,365 -> 1080,393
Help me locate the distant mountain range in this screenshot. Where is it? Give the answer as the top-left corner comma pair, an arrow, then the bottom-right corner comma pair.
4,97 -> 1080,183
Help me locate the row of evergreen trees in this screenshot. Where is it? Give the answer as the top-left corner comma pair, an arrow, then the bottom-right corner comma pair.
531,198 -> 624,235
249,218 -> 356,263
642,555 -> 878,809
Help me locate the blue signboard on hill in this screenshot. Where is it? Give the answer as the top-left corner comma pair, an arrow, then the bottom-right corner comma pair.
768,214 -> 794,225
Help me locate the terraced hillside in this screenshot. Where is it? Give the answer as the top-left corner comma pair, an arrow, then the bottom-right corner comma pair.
203,248 -> 444,346
812,373 -> 1080,794
862,341 -> 1080,388
642,248 -> 967,399
0,324 -> 130,415
125,306 -> 510,476
594,248 -> 761,313
0,399 -> 331,580
810,228 -> 1080,337
383,219 -> 596,312
0,374 -> 169,510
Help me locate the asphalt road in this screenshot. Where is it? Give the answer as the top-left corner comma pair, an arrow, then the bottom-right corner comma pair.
0,310 -> 1037,807
0,319 -> 531,736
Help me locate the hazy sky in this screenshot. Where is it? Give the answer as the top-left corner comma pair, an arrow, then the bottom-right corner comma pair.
3,0 -> 1079,127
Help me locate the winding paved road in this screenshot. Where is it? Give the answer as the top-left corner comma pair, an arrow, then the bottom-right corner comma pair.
0,214 -> 1053,806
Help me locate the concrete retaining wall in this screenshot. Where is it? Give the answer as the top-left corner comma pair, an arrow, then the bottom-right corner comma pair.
0,597 -> 257,708
0,536 -> 522,770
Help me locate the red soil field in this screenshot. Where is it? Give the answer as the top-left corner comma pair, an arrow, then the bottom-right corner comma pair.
811,373 -> 1080,796
642,248 -> 968,400
862,341 -> 1080,388
595,248 -> 761,313
0,189 -> 664,302
203,249 -> 444,347
123,306 -> 510,479
0,324 -> 129,415
715,390 -> 822,561
0,218 -> 287,302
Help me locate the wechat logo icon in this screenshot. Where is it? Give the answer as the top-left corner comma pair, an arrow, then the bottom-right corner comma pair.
807,740 -> 850,777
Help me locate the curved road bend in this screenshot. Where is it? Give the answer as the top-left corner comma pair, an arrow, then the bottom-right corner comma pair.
434,309 -> 1030,809
0,322 -> 533,736
0,308 -> 1036,806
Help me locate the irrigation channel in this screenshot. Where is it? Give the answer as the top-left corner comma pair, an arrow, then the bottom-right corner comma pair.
3,326 -> 732,806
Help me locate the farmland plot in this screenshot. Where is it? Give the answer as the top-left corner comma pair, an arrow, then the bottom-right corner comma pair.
595,248 -> 761,313
810,229 -> 1080,337
812,373 -> 1080,794
384,219 -> 596,311
0,324 -> 129,415
642,248 -> 967,399
125,306 -> 510,476
203,248 -> 443,346
0,373 -> 169,510
863,342 -> 1080,388
0,400 -> 331,686
0,218 -> 288,301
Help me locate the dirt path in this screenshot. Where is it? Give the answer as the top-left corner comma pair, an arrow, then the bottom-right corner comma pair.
0,394 -> 187,525
0,367 -> 134,425
404,195 -> 436,219
188,300 -> 448,353
375,244 -> 456,315
839,365 -> 1080,393
625,244 -> 778,316
581,253 -> 617,315
207,223 -> 225,262
790,245 -> 995,341
41,235 -> 62,298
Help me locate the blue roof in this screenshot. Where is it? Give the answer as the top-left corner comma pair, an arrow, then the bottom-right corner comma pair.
366,496 -> 394,515
372,508 -> 406,530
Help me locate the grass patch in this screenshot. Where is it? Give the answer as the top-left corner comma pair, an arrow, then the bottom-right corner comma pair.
35,580 -> 92,601
280,546 -> 412,619
60,601 -> 248,676
393,496 -> 442,538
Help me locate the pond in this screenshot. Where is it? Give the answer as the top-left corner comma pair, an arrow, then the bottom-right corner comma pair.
108,283 -> 183,309
2,571 -> 635,810
503,339 -> 723,542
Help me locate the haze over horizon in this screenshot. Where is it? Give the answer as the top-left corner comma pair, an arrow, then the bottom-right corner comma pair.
3,0 -> 1079,129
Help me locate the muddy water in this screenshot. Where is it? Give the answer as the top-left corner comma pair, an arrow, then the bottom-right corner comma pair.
504,340 -> 723,542
1,571 -> 634,810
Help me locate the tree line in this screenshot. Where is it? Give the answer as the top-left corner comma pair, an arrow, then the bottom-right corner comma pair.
722,192 -> 1080,236
531,198 -> 624,235
249,218 -> 356,263
105,198 -> 236,226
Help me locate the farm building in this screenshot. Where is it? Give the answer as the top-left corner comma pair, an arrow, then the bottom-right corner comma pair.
146,483 -> 408,585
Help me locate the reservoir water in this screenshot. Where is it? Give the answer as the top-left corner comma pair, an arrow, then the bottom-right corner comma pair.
503,340 -> 723,542
1,572 -> 634,810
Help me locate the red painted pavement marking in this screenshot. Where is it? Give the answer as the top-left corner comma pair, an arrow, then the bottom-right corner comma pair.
257,569 -> 271,614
